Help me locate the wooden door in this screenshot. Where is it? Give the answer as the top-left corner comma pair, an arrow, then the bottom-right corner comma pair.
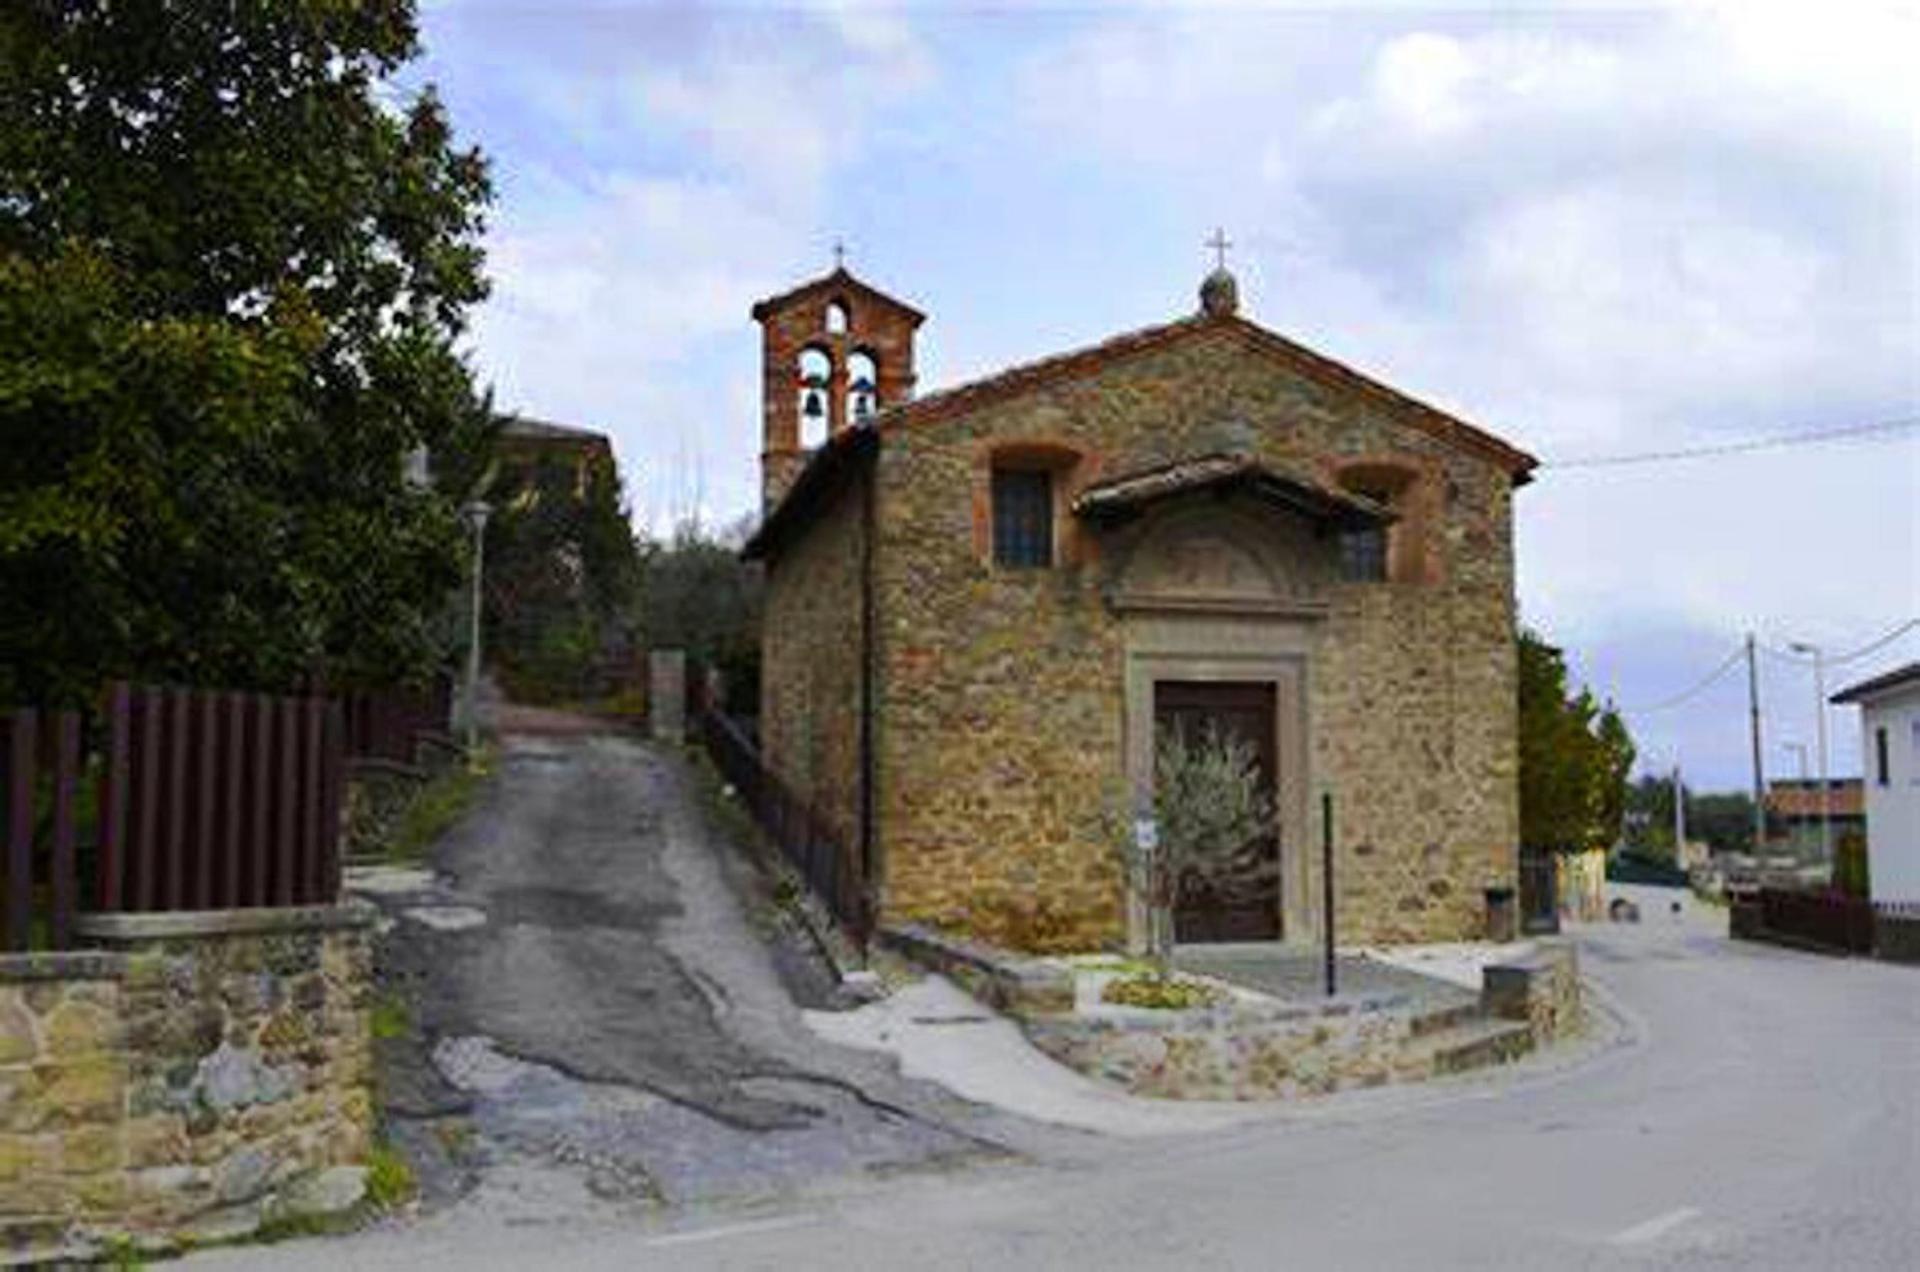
1153,680 -> 1281,942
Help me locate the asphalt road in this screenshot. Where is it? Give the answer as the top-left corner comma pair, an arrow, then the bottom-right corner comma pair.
197,728 -> 1919,1270
343,727 -> 1073,1215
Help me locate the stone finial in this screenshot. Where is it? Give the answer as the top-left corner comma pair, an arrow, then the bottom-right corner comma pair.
1199,267 -> 1239,317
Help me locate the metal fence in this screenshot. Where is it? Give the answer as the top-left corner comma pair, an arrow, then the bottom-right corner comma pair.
1743,887 -> 1875,955
692,704 -> 870,949
1,682 -> 364,951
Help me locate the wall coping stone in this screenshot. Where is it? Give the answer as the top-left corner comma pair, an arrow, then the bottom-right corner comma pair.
880,922 -> 1076,1017
0,949 -> 128,983
76,901 -> 378,944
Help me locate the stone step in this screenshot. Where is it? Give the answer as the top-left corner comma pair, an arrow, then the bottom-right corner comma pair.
1417,1017 -> 1535,1076
1406,998 -> 1485,1038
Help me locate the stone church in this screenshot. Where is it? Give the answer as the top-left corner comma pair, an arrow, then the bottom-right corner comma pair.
743,258 -> 1536,953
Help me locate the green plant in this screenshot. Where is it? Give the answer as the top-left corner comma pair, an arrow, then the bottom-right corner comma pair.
1113,722 -> 1277,977
364,1142 -> 418,1211
1834,830 -> 1871,899
1101,975 -> 1224,1011
384,752 -> 490,862
369,993 -> 411,1042
101,1234 -> 145,1270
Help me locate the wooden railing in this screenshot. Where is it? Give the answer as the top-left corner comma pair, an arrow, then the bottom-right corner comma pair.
1,683 -> 350,951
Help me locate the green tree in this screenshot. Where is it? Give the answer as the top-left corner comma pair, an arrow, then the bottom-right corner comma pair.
0,1 -> 492,703
640,517 -> 764,716
1518,630 -> 1637,853
1592,706 -> 1637,848
1689,791 -> 1758,856
484,450 -> 643,703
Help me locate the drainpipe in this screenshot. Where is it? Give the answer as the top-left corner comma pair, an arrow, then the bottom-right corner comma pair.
859,445 -> 878,946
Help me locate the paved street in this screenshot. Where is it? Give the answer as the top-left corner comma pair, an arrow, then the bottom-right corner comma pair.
193,732 -> 1918,1270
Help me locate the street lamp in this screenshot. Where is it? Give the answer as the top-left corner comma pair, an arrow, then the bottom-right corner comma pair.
1781,741 -> 1810,780
461,499 -> 492,755
1786,641 -> 1831,864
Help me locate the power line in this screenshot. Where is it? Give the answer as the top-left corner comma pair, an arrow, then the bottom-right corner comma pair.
1630,619 -> 1916,718
1763,618 -> 1920,669
1539,414 -> 1920,471
1615,643 -> 1746,715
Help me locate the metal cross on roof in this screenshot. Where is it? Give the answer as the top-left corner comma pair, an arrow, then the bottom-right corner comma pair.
832,238 -> 846,270
1207,227 -> 1232,270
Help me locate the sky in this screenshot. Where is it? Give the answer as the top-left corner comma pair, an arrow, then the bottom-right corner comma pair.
406,0 -> 1919,790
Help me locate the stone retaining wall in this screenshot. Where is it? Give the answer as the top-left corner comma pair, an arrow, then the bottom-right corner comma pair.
1482,940 -> 1582,1043
890,926 -> 1583,1103
880,923 -> 1075,1017
1024,991 -> 1437,1101
0,905 -> 374,1263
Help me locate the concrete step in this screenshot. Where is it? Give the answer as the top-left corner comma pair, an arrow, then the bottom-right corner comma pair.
1417,1017 -> 1535,1076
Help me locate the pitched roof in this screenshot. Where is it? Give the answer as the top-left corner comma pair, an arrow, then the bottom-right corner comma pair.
740,425 -> 877,562
870,310 -> 1538,482
1073,452 -> 1392,531
499,414 -> 610,446
750,266 -> 927,325
1765,779 -> 1865,819
1832,661 -> 1920,705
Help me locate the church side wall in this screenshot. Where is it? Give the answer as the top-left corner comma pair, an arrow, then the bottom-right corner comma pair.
758,473 -> 868,855
872,328 -> 1520,951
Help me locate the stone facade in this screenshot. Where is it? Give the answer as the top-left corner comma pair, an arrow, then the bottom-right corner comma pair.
754,270 -> 1533,954
758,460 -> 871,855
0,906 -> 374,1261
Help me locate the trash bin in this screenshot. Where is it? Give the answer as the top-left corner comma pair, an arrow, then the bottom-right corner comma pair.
1485,885 -> 1517,943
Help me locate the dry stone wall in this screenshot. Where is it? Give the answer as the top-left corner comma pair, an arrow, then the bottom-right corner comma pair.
0,906 -> 374,1261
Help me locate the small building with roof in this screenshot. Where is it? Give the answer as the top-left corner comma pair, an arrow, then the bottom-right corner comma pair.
1832,662 -> 1920,907
741,257 -> 1537,952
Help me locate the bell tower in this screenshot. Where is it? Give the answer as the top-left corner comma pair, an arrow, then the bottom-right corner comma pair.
751,257 -> 924,509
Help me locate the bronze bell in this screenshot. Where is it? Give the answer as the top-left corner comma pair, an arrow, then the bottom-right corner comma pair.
803,388 -> 824,418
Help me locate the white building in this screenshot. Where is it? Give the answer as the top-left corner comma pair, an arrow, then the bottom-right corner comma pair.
1832,662 -> 1920,907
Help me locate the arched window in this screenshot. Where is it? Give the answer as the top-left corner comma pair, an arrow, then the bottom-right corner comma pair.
796,347 -> 832,449
846,351 -> 878,424
824,300 -> 849,335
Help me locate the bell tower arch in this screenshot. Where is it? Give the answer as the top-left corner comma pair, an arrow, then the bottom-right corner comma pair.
751,261 -> 924,509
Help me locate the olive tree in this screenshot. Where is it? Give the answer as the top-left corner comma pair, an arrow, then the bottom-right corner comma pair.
1116,722 -> 1277,977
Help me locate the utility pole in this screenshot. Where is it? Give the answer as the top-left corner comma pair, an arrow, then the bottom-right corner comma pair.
1788,641 -> 1832,863
1672,762 -> 1687,866
1746,633 -> 1766,853
461,499 -> 492,756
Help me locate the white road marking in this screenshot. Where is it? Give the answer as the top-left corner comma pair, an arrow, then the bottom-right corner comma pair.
1609,1206 -> 1702,1245
644,1214 -> 820,1248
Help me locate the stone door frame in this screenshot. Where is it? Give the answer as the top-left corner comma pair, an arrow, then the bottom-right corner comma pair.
1121,617 -> 1318,951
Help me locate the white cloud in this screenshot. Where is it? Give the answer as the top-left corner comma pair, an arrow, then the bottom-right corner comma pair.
434,2 -> 937,529
1004,1 -> 1918,780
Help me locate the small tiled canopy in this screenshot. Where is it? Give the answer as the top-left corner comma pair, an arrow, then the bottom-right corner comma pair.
1071,452 -> 1395,532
